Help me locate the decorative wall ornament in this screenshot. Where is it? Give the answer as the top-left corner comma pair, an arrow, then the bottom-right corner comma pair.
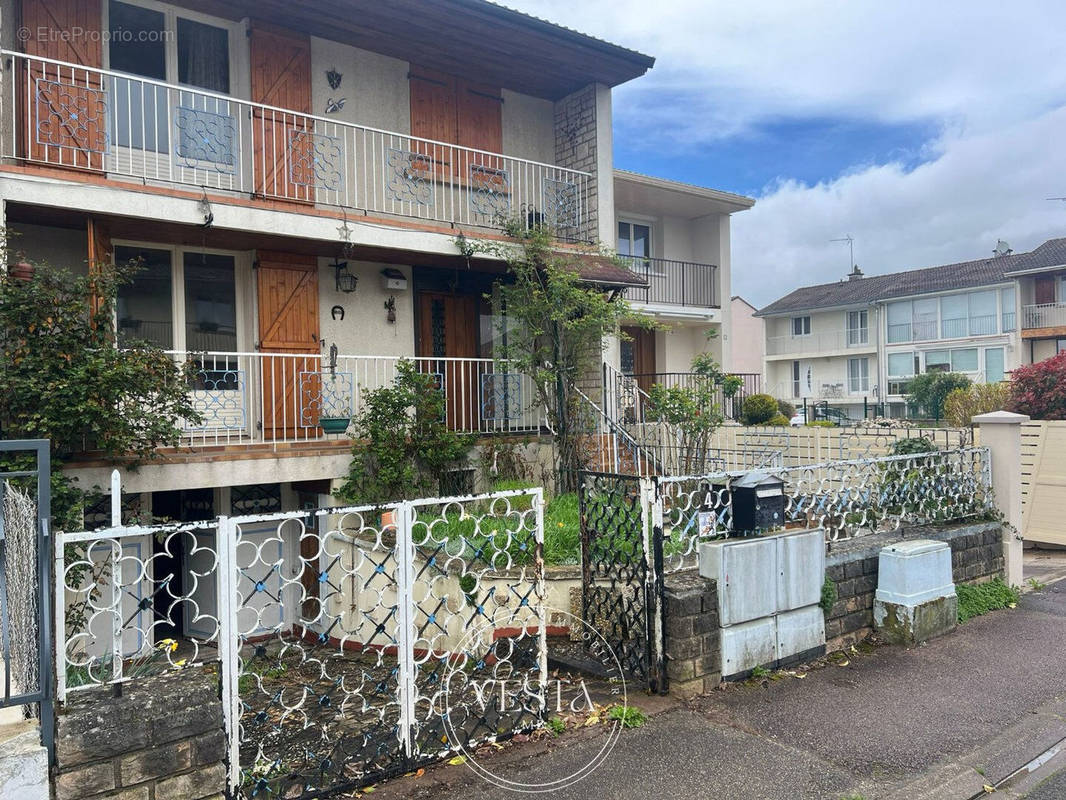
288,130 -> 342,191
326,67 -> 343,90
384,295 -> 397,324
331,305 -> 344,321
325,97 -> 346,114
34,77 -> 108,155
331,260 -> 358,293
542,177 -> 579,233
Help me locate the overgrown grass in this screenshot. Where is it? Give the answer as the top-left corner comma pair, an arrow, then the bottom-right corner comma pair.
957,578 -> 1019,623
607,704 -> 646,728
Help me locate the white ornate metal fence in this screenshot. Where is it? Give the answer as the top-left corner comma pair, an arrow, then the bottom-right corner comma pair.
55,487 -> 546,797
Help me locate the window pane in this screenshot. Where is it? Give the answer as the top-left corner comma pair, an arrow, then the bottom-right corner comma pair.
888,353 -> 913,377
184,253 -> 237,351
116,246 -> 173,349
109,1 -> 168,153
925,350 -> 950,372
109,1 -> 166,79
1001,287 -> 1016,332
985,348 -> 1005,383
913,298 -> 938,340
887,301 -> 911,343
177,18 -> 230,93
617,222 -> 631,256
950,348 -> 978,372
968,291 -> 996,335
941,294 -> 968,339
632,225 -> 650,259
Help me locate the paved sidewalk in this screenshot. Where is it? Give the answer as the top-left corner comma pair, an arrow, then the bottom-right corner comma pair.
374,579 -> 1066,800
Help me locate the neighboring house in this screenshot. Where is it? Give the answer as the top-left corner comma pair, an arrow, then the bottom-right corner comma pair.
0,0 -> 748,516
757,237 -> 1066,418
728,296 -> 764,378
1003,239 -> 1066,363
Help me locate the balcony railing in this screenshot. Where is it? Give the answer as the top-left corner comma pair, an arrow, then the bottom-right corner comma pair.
766,328 -> 871,356
618,256 -> 719,308
1022,303 -> 1066,330
3,50 -> 591,239
171,351 -> 542,448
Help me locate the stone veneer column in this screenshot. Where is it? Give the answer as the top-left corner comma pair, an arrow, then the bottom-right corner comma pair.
553,83 -> 613,245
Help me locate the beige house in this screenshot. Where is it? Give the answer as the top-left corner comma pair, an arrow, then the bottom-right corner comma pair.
729,296 -> 765,378
1,0 -> 752,519
757,237 -> 1066,418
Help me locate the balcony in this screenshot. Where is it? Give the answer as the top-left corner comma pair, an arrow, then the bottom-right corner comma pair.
1022,303 -> 1066,332
618,256 -> 719,309
2,51 -> 591,240
173,351 -> 542,449
766,328 -> 871,356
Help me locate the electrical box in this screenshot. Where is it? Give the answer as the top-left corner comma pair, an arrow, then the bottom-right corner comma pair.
380,268 -> 407,291
729,472 -> 785,534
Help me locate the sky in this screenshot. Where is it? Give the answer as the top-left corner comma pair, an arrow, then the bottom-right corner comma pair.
505,0 -> 1066,307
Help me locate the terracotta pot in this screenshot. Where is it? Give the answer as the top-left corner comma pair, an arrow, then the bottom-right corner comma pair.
8,261 -> 34,282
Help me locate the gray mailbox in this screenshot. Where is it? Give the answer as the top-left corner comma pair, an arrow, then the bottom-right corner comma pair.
730,471 -> 785,534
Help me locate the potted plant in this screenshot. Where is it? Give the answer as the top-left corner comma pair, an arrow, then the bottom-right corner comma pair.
318,416 -> 351,434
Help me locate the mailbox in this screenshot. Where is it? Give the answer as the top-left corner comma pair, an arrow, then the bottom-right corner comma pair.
730,472 -> 785,534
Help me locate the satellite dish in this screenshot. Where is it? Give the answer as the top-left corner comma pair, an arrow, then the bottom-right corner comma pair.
993,239 -> 1012,257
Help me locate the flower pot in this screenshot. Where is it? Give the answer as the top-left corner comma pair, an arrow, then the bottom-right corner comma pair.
8,261 -> 34,282
319,417 -> 350,434
381,510 -> 396,531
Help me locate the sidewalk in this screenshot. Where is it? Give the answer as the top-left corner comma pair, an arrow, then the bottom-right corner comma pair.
374,572 -> 1066,800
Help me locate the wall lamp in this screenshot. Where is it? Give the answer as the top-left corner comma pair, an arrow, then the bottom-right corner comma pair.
332,260 -> 358,293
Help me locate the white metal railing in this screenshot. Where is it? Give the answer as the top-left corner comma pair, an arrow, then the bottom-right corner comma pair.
766,328 -> 871,356
3,50 -> 591,238
1022,302 -> 1066,330
171,351 -> 542,447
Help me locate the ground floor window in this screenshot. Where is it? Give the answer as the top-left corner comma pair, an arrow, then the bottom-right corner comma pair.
847,357 -> 869,393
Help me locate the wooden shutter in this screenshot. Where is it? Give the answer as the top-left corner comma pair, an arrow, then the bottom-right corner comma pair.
409,66 -> 458,177
457,80 -> 503,170
249,23 -> 312,202
86,216 -> 111,319
1035,276 -> 1057,306
21,0 -> 106,170
256,251 -> 319,439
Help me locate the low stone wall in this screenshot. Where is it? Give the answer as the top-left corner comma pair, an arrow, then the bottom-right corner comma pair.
663,571 -> 721,698
53,670 -> 225,800
825,520 -> 1004,649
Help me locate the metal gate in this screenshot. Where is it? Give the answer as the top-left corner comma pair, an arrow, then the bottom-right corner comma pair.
56,487 -> 546,798
0,439 -> 54,756
578,471 -> 665,693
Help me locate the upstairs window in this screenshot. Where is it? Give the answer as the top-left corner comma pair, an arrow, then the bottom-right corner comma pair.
846,310 -> 868,345
791,316 -> 811,336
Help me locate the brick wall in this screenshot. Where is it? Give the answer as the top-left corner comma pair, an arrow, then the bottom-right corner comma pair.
54,671 -> 225,800
553,84 -> 598,243
825,521 -> 1004,649
663,571 -> 721,698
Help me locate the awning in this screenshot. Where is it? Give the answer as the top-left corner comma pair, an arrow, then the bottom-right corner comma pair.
571,254 -> 648,289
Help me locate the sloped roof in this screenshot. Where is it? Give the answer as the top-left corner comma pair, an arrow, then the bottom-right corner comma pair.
572,255 -> 648,288
756,237 -> 1066,316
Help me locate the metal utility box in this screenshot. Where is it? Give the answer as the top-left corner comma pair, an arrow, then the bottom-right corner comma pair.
730,472 -> 785,534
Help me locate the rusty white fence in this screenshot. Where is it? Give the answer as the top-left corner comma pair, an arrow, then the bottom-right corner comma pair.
4,50 -> 591,239
55,483 -> 546,796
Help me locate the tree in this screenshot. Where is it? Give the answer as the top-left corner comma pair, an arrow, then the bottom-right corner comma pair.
0,254 -> 200,528
646,352 -> 725,474
905,372 -> 972,419
1009,351 -> 1066,420
944,383 -> 1009,428
466,223 -> 649,491
335,360 -> 473,504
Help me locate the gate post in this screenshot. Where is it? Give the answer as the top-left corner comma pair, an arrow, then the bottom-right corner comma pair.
974,411 -> 1028,587
393,501 -> 416,765
640,476 -> 666,694
216,516 -> 241,796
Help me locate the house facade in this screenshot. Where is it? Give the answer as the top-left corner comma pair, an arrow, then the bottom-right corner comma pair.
757,238 -> 1066,418
728,295 -> 765,378
1,0 -> 750,518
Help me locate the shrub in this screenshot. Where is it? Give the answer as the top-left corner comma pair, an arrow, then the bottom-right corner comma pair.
807,420 -> 836,428
721,374 -> 744,398
767,413 -> 790,426
1009,351 -> 1066,420
944,383 -> 1010,428
741,393 -> 779,425
906,372 -> 972,419
957,578 -> 1019,622
776,399 -> 796,419
891,436 -> 937,456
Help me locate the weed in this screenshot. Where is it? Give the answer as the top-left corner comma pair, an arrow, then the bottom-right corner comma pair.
607,704 -> 646,729
975,766 -> 986,776
1027,577 -> 1047,591
820,576 -> 838,615
750,665 -> 771,680
546,717 -> 566,736
956,578 -> 1020,623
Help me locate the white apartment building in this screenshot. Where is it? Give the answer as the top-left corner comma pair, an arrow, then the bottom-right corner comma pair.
757,237 -> 1066,418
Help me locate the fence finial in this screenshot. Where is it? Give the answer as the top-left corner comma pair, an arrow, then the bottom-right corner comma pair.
110,470 -> 121,527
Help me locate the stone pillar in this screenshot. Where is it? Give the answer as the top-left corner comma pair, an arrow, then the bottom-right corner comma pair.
974,410 -> 1029,587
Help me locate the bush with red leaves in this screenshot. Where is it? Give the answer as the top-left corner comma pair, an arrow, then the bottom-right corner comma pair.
1008,351 -> 1066,420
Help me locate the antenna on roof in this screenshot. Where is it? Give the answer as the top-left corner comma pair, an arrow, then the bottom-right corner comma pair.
830,234 -> 855,276
993,239 -> 1012,257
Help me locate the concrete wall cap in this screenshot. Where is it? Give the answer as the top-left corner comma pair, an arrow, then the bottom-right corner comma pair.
973,410 -> 1030,424
883,539 -> 950,557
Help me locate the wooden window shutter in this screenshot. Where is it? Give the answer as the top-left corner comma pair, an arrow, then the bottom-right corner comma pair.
21,0 -> 103,66
457,80 -> 503,163
409,67 -> 458,144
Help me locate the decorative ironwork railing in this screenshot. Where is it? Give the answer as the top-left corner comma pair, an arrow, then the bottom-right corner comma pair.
618,255 -> 720,308
3,51 -> 591,240
169,351 -> 542,447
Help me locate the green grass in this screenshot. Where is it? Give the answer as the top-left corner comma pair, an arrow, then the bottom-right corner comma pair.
607,704 -> 646,729
546,717 -> 566,736
957,578 -> 1019,623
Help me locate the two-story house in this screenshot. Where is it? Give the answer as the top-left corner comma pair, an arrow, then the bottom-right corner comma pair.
757,237 -> 1066,419
1,0 -> 749,519
1004,238 -> 1066,363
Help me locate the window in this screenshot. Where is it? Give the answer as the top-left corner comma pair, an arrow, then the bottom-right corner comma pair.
115,243 -> 241,352
940,294 -> 968,339
1057,339 -> 1066,354
847,358 -> 869,393
925,350 -> 950,373
888,352 -> 916,377
846,310 -> 868,345
951,348 -> 978,372
985,348 -> 1005,383
792,316 -> 811,336
792,360 -> 801,398
913,298 -> 938,341
617,221 -> 658,275
1001,287 -> 1016,332
887,301 -> 911,343
968,291 -> 997,336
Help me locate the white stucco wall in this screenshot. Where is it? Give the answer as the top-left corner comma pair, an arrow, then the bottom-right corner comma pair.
730,298 -> 764,377
310,37 -> 410,134
502,90 -> 555,165
317,258 -> 415,357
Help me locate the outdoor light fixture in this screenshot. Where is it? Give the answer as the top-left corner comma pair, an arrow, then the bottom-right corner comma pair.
332,260 -> 358,293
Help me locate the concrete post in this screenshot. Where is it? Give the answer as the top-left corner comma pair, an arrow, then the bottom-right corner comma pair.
974,411 -> 1029,587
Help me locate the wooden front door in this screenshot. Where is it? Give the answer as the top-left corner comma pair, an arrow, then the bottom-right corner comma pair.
1036,276 -> 1057,306
417,292 -> 479,431
249,23 -> 312,202
21,0 -> 106,171
621,326 -> 657,395
256,251 -> 319,439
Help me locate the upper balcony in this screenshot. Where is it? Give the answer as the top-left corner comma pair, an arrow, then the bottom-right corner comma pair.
766,328 -> 873,357
3,50 -> 596,241
1022,303 -> 1066,333
618,255 -> 719,309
